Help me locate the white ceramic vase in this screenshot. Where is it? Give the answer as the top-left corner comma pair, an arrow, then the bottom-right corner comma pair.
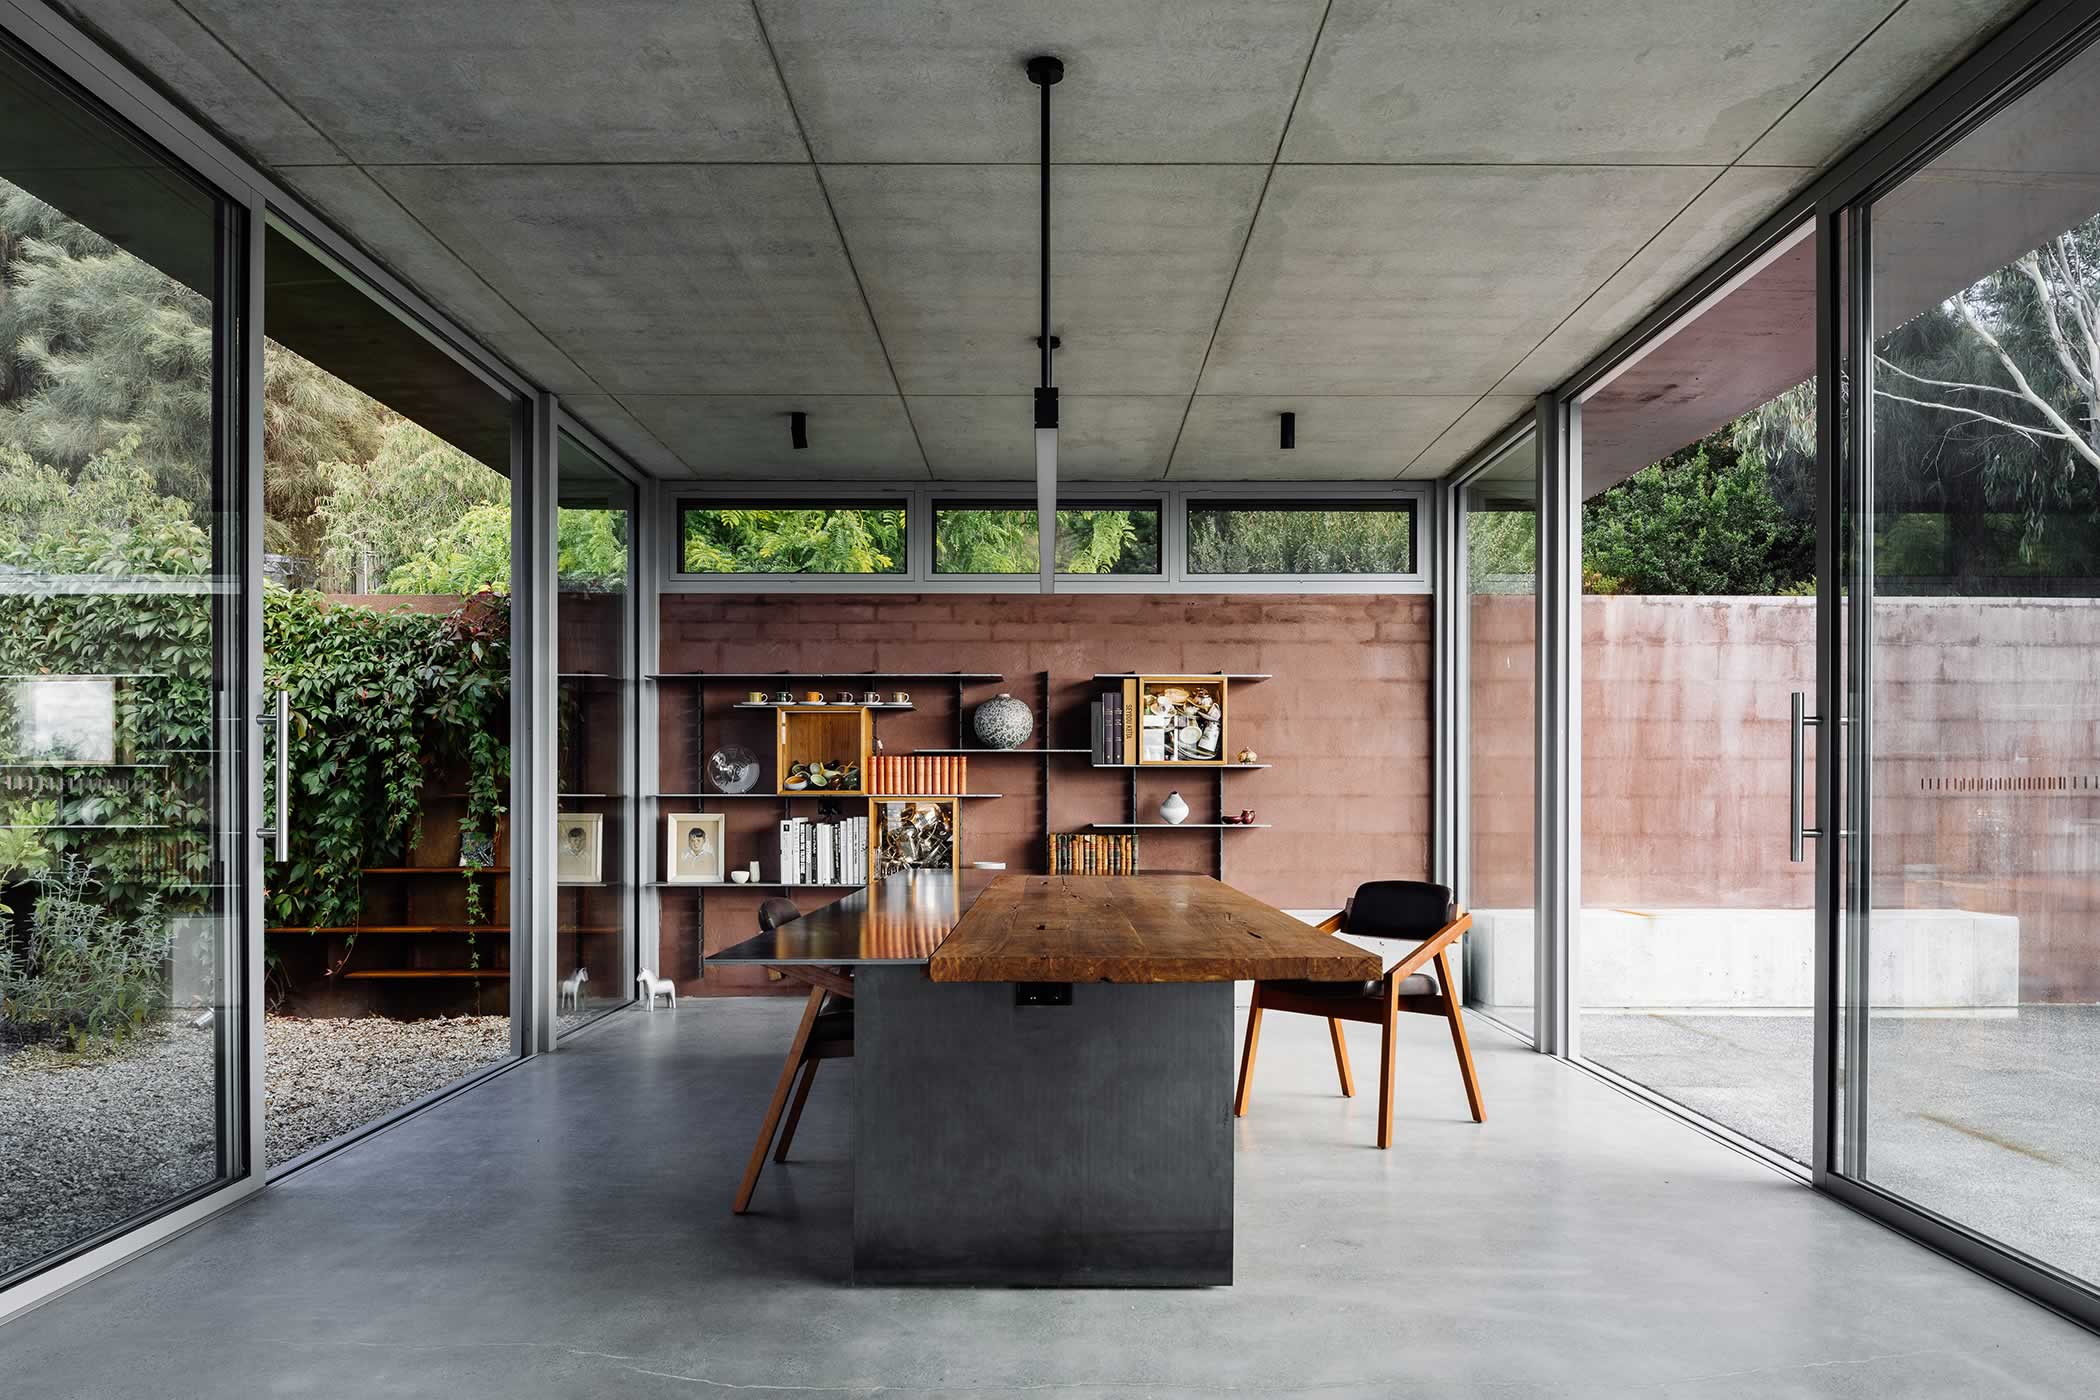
1160,790 -> 1190,825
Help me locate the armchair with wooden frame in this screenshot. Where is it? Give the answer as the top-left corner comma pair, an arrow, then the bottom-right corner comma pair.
1233,880 -> 1484,1148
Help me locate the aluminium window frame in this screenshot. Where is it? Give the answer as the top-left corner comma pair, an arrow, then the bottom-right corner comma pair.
1439,0 -> 2100,1334
657,480 -> 1432,595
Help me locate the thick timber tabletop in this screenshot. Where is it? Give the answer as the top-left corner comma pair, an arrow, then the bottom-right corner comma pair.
927,872 -> 1382,984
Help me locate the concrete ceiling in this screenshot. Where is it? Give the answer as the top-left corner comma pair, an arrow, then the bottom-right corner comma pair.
59,0 -> 2033,482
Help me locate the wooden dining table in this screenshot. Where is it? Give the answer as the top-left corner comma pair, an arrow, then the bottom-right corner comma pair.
711,869 -> 1379,1286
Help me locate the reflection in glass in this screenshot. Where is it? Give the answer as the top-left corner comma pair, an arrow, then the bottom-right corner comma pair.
1858,40 -> 2100,1284
0,43 -> 240,1283
1463,436 -> 1539,1038
1188,501 -> 1416,574
557,433 -> 635,1029
1575,229 -> 1820,1164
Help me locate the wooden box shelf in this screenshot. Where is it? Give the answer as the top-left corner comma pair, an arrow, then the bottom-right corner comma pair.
774,705 -> 872,796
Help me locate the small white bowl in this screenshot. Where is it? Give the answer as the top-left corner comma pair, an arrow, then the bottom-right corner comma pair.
729,870 -> 752,885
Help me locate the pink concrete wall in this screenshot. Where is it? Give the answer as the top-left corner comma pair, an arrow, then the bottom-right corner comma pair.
1473,593 -> 2100,1003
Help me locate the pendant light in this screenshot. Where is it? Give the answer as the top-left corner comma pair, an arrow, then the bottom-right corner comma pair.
1027,55 -> 1062,594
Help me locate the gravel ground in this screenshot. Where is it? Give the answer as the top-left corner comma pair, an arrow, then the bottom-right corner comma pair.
1,1023 -> 218,1280
264,1015 -> 511,1166
1,1014 -> 514,1280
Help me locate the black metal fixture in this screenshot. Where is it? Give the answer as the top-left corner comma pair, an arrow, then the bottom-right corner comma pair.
1026,54 -> 1063,593
1279,411 -> 1296,450
789,410 -> 809,450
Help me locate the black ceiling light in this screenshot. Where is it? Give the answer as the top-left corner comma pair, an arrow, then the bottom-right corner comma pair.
1026,54 -> 1062,594
1279,411 -> 1296,450
790,410 -> 808,450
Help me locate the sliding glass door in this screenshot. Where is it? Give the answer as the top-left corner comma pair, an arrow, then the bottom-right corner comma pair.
1845,34 -> 2100,1291
0,37 -> 252,1286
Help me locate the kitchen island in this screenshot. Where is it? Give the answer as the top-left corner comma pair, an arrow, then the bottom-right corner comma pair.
712,870 -> 1378,1286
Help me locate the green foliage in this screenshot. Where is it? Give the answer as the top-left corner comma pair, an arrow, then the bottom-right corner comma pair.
1187,505 -> 1415,574
1466,507 -> 1537,592
380,504 -> 628,594
0,440 -> 217,899
263,588 -> 510,937
316,418 -> 507,589
932,508 -> 1156,574
682,507 -> 905,574
0,857 -> 171,1047
1582,428 -> 1814,596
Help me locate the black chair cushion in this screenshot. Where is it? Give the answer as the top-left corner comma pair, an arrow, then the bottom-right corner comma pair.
812,1006 -> 854,1042
757,897 -> 802,932
1343,880 -> 1455,942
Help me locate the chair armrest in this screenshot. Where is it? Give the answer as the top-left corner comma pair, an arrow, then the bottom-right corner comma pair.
1383,912 -> 1473,986
1312,909 -> 1346,934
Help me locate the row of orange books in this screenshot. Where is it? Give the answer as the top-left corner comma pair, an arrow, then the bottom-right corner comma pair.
867,754 -> 968,795
1048,832 -> 1138,875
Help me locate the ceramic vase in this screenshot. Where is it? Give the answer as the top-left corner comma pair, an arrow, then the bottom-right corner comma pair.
1160,790 -> 1190,825
973,692 -> 1035,749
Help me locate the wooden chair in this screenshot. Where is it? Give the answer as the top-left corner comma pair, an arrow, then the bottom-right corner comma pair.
1234,880 -> 1483,1148
732,898 -> 855,1213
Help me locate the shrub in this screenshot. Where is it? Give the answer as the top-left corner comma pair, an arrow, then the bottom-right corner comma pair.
0,857 -> 171,1047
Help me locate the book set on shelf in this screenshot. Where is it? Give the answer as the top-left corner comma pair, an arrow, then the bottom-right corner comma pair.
779,813 -> 868,887
1049,832 -> 1138,875
868,754 -> 968,795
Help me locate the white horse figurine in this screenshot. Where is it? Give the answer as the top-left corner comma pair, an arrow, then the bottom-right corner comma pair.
559,965 -> 588,1010
637,969 -> 676,1011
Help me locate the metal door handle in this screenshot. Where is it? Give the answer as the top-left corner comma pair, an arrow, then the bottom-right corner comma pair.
1790,691 -> 1821,862
257,686 -> 290,861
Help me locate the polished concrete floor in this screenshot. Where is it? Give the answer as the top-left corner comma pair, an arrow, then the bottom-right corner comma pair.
4,1000 -> 2095,1397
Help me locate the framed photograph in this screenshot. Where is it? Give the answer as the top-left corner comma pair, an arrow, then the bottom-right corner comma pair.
871,797 -> 957,879
1136,676 -> 1227,765
555,811 -> 603,885
664,812 -> 726,884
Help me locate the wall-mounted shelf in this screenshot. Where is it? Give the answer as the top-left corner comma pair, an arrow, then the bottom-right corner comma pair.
732,701 -> 914,711
867,792 -> 1002,800
266,924 -> 510,935
1091,762 -> 1272,770
1088,823 -> 1272,830
911,747 -> 1091,756
652,791 -> 781,799
651,670 -> 1002,681
1092,672 -> 1270,682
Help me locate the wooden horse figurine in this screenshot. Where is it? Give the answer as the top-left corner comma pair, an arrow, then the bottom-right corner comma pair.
637,969 -> 676,1011
559,966 -> 588,1011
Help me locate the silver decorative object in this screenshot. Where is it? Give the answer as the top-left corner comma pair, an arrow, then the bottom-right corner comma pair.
973,692 -> 1035,750
706,744 -> 762,794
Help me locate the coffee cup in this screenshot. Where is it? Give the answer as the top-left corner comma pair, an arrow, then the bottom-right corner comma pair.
892,691 -> 911,706
835,690 -> 857,705
863,690 -> 882,705
804,690 -> 825,704
774,690 -> 794,705
746,690 -> 766,704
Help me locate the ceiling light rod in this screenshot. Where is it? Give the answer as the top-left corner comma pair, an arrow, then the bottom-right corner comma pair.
1026,54 -> 1063,595
790,410 -> 808,450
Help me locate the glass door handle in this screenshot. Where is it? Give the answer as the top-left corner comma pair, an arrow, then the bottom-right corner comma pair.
1790,691 -> 1822,862
257,686 -> 290,862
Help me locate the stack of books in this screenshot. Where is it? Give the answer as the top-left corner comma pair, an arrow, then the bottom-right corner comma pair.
778,814 -> 867,886
1047,831 -> 1138,875
1089,682 -> 1135,766
867,754 -> 968,794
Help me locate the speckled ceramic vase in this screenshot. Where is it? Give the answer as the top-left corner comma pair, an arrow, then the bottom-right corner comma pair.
1159,790 -> 1190,825
973,692 -> 1035,750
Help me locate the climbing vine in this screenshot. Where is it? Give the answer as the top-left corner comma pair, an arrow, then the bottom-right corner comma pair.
262,589 -> 510,940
